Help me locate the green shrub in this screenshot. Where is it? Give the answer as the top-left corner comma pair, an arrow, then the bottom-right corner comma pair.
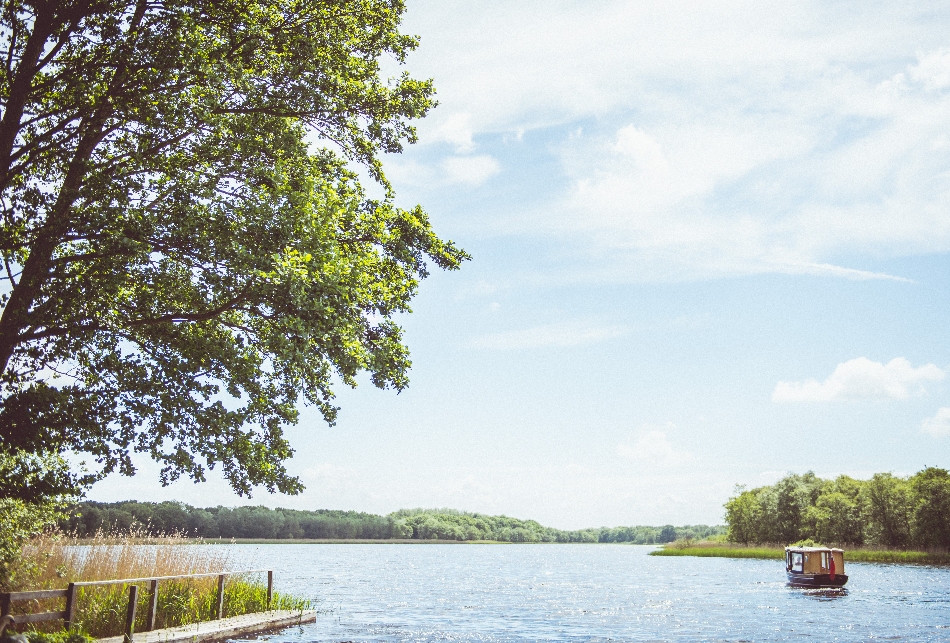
24,631 -> 94,643
0,452 -> 78,590
0,629 -> 94,643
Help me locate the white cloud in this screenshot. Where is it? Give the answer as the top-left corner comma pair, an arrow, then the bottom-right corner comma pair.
398,2 -> 950,281
772,357 -> 945,403
429,112 -> 476,152
441,154 -> 500,186
617,428 -> 695,467
909,48 -> 950,91
384,154 -> 500,188
541,112 -> 950,281
613,125 -> 669,172
471,320 -> 625,350
922,408 -> 950,437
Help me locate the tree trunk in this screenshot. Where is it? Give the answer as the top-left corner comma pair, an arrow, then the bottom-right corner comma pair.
0,0 -> 149,379
0,3 -> 55,191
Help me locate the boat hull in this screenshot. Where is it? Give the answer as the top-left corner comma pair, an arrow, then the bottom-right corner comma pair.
786,572 -> 849,588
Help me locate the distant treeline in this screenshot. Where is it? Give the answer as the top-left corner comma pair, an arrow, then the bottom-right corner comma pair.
724,467 -> 950,549
61,502 -> 724,544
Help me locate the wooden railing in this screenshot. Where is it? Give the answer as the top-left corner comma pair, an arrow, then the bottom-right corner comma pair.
0,569 -> 273,642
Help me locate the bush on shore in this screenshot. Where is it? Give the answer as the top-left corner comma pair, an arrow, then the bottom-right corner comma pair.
0,452 -> 80,590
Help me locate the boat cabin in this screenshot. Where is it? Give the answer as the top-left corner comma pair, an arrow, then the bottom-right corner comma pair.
784,546 -> 848,587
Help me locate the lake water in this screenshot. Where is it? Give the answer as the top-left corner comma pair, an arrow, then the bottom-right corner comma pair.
227,544 -> 950,642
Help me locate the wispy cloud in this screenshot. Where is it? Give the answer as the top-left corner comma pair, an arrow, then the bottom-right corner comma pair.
922,408 -> 950,437
785,263 -> 914,283
471,320 -> 626,350
402,2 -> 950,282
300,463 -> 358,488
442,154 -> 501,186
544,118 -> 940,282
430,112 -> 476,152
617,428 -> 696,468
773,357 -> 945,403
908,47 -> 950,92
384,154 -> 501,188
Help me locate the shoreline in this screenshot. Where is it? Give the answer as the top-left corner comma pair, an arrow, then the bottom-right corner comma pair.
192,539 -> 657,545
196,538 -> 513,544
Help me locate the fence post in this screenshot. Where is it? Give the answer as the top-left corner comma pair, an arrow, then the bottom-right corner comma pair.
64,583 -> 77,631
146,580 -> 158,631
124,585 -> 138,643
216,574 -> 225,620
1,593 -> 11,637
266,571 -> 273,610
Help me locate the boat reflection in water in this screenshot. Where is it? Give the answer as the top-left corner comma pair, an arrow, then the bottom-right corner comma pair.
785,546 -> 849,588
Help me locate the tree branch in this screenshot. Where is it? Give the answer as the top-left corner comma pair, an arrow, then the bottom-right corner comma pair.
18,282 -> 255,342
3,251 -> 18,287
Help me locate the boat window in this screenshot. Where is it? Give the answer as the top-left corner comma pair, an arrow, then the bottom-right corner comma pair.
821,552 -> 829,569
791,552 -> 803,572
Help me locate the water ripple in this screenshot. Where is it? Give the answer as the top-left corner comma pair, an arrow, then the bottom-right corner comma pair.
225,544 -> 950,643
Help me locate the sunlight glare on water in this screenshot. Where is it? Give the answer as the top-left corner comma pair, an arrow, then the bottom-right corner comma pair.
226,544 -> 950,642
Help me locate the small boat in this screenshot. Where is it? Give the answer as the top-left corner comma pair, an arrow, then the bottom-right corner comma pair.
785,546 -> 848,588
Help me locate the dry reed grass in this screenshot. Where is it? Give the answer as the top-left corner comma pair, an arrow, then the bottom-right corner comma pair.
14,528 -> 233,591
7,529 -> 307,639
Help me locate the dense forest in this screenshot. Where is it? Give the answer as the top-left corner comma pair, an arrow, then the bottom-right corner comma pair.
61,502 -> 724,544
724,467 -> 950,549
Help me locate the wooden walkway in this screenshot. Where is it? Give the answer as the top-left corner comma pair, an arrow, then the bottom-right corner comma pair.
96,610 -> 317,643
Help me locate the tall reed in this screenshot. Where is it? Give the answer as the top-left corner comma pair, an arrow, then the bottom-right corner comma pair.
7,530 -> 308,639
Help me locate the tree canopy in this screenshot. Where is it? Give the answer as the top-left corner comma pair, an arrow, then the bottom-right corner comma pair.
724,467 -> 950,549
0,0 -> 467,498
62,501 -> 727,544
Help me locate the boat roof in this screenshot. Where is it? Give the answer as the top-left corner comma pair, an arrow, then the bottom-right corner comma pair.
784,546 -> 844,552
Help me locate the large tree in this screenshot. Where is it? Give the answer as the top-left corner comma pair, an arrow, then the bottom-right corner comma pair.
0,0 -> 467,497
909,467 -> 950,550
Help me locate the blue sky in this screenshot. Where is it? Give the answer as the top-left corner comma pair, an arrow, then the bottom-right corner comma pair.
91,0 -> 950,528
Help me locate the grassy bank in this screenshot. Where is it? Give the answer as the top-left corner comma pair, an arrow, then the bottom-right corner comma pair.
651,545 -> 783,559
6,532 -> 308,639
650,542 -> 950,564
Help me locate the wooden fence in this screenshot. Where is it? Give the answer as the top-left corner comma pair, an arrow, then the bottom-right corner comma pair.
0,569 -> 273,642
